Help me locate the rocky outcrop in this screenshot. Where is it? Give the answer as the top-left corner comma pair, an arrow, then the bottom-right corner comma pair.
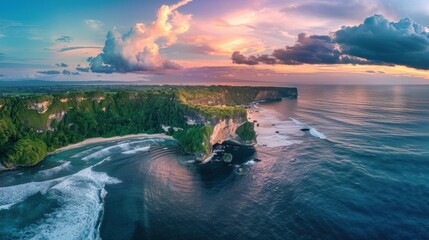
29,101 -> 51,114
47,111 -> 66,130
210,118 -> 243,145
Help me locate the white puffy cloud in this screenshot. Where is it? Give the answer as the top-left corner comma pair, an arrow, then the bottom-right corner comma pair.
89,0 -> 192,73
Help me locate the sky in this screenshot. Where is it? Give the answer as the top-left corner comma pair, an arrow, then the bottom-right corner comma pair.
1,0 -> 429,85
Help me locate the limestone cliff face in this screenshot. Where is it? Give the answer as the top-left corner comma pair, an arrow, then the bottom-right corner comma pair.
28,101 -> 51,114
210,118 -> 243,146
47,111 -> 66,130
255,90 -> 282,101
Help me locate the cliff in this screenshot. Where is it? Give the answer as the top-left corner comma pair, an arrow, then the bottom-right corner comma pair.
0,86 -> 297,168
176,86 -> 293,159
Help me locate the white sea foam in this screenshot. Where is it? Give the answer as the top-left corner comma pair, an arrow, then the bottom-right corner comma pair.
0,203 -> 15,210
71,146 -> 103,158
122,146 -> 150,155
290,117 -> 304,126
9,166 -> 121,239
248,105 -> 303,148
244,160 -> 256,165
0,177 -> 65,211
201,153 -> 216,164
82,143 -> 132,161
38,162 -> 71,177
289,117 -> 327,140
309,128 -> 327,139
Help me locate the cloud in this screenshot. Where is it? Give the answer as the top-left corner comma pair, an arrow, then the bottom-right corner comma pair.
55,63 -> 69,67
85,19 -> 104,31
232,15 -> 429,70
62,69 -> 79,75
56,36 -> 72,43
58,46 -> 102,52
232,51 -> 277,65
88,0 -> 192,73
76,65 -> 90,72
335,15 -> 429,70
233,33 -> 372,66
38,70 -> 60,75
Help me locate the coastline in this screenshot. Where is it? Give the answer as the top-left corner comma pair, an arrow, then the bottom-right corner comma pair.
246,102 -> 303,148
0,133 -> 174,172
49,133 -> 174,155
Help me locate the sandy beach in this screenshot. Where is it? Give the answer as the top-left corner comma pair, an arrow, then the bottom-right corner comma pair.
49,133 -> 174,155
246,103 -> 303,148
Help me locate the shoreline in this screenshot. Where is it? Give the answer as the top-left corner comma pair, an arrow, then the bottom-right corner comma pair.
49,133 -> 174,155
0,133 -> 174,172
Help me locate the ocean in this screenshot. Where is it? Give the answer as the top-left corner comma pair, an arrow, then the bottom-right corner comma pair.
0,85 -> 428,240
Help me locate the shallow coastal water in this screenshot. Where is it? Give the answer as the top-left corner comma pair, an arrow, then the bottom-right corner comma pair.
1,85 -> 429,240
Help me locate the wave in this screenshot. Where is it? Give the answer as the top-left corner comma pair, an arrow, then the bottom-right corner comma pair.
244,159 -> 256,165
122,146 -> 150,155
2,165 -> 121,239
309,128 -> 327,140
38,161 -> 71,178
82,143 -> 132,161
71,146 -> 103,158
0,177 -> 66,211
289,117 -> 327,140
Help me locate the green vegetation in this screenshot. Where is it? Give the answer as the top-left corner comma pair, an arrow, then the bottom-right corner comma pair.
0,86 -> 296,168
4,139 -> 47,167
173,125 -> 213,154
236,122 -> 256,141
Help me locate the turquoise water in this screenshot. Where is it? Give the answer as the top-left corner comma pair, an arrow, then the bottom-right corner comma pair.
0,85 -> 428,239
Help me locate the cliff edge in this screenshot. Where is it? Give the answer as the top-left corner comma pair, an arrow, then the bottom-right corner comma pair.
0,86 -> 297,168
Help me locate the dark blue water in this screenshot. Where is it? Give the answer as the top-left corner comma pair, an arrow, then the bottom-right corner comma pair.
1,85 -> 428,240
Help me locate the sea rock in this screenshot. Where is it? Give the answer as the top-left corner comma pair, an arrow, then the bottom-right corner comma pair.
222,153 -> 233,163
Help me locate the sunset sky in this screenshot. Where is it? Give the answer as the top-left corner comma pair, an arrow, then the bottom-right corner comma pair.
1,0 -> 429,84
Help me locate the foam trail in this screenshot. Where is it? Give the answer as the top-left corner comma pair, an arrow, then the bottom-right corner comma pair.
289,117 -> 304,126
0,177 -> 65,211
71,146 -> 103,158
82,143 -> 132,161
244,160 -> 256,165
289,117 -> 327,140
8,166 -> 121,239
201,153 -> 216,164
122,146 -> 150,155
38,162 -> 71,177
310,128 -> 327,140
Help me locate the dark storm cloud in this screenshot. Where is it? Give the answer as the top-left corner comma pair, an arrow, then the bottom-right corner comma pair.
232,51 -> 278,65
272,34 -> 341,64
56,36 -> 72,43
335,15 -> 429,70
231,51 -> 259,65
38,70 -> 60,75
233,33 -> 372,66
232,15 -> 429,70
55,63 -> 69,67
